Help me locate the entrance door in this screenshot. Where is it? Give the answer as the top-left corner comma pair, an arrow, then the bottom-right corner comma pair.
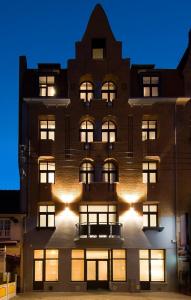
33,260 -> 44,290
87,260 -> 108,289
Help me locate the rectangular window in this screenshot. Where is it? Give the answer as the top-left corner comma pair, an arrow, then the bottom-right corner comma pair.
139,249 -> 165,282
92,39 -> 105,59
0,219 -> 11,238
142,120 -> 157,141
40,120 -> 55,141
39,161 -> 55,184
142,76 -> 159,97
143,204 -> 158,227
79,205 -> 117,225
112,249 -> 126,281
38,205 -> 55,228
71,249 -> 84,281
34,249 -> 58,282
142,162 -> 157,183
39,76 -> 56,97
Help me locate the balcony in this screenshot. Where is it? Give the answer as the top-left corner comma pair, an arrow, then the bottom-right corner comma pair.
75,222 -> 122,239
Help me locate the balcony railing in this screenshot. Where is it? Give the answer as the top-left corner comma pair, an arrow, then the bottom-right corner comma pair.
0,230 -> 10,239
75,223 -> 122,239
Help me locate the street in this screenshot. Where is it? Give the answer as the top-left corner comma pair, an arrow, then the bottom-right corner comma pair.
13,292 -> 190,300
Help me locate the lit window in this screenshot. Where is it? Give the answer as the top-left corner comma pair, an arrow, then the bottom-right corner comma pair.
143,204 -> 158,227
101,82 -> 116,102
142,76 -> 159,97
38,205 -> 55,228
0,219 -> 11,238
71,250 -> 84,281
102,121 -> 116,143
39,161 -> 55,184
34,249 -> 58,282
92,38 -> 105,59
102,161 -> 118,183
79,161 -> 94,184
79,205 -> 117,225
40,120 -> 55,141
112,249 -> 126,281
142,120 -> 157,141
139,249 -> 165,282
39,76 -> 56,97
142,162 -> 157,183
80,82 -> 93,102
80,121 -> 94,143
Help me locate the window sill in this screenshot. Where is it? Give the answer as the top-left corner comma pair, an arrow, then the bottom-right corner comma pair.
36,227 -> 56,231
142,226 -> 164,232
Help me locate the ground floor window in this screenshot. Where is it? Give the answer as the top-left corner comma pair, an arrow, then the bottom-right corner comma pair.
71,249 -> 126,282
139,249 -> 165,282
34,249 -> 58,282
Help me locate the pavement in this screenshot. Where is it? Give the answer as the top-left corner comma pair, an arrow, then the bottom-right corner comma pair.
13,292 -> 191,300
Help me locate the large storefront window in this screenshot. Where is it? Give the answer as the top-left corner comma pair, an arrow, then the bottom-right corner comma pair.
34,249 -> 58,282
139,249 -> 165,282
71,249 -> 126,282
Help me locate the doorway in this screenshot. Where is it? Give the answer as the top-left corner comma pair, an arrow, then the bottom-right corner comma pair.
87,259 -> 109,289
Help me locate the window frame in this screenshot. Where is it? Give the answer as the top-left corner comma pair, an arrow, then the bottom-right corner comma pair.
79,161 -> 94,184
142,75 -> 159,97
0,219 -> 11,238
39,76 -> 56,97
33,249 -> 59,282
79,82 -> 94,102
102,161 -> 118,183
143,204 -> 158,228
79,205 -> 117,225
139,249 -> 165,282
39,161 -> 55,184
92,38 -> 106,60
102,120 -> 117,143
80,121 -> 94,143
101,81 -> 117,102
38,205 -> 55,228
142,161 -> 157,184
39,120 -> 55,141
142,120 -> 157,141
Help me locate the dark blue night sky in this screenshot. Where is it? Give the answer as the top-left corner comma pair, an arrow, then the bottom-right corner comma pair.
0,0 -> 191,189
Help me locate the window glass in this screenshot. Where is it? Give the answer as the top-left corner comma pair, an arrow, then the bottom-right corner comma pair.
71,250 -> 84,259
113,260 -> 126,281
45,260 -> 58,281
71,260 -> 84,281
139,250 -> 149,259
150,173 -> 156,183
113,249 -> 126,259
150,215 -> 157,227
143,215 -> 148,227
151,260 -> 164,281
34,250 -> 44,259
40,173 -> 47,183
46,249 -> 58,259
48,215 -> 55,227
40,215 -> 46,227
86,250 -> 108,259
140,260 -> 149,281
34,261 -> 43,281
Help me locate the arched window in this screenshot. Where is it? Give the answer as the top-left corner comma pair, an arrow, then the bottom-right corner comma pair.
80,82 -> 93,102
102,161 -> 118,183
102,121 -> 116,143
80,121 -> 94,143
80,161 -> 94,184
101,81 -> 116,102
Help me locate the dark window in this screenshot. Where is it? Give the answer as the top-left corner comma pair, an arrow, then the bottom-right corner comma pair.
80,121 -> 94,143
92,38 -> 106,59
143,204 -> 158,227
80,161 -> 94,184
142,76 -> 159,97
0,219 -> 11,238
142,120 -> 157,141
101,82 -> 116,102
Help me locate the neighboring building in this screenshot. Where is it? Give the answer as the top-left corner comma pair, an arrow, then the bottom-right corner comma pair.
19,4 -> 191,293
0,190 -> 24,291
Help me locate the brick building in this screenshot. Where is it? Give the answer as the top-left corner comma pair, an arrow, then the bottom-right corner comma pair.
19,4 -> 191,293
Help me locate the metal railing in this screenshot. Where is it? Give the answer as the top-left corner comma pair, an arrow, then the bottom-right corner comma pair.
75,222 -> 122,239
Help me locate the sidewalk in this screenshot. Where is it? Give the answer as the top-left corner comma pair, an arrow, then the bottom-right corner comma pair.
13,291 -> 191,300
